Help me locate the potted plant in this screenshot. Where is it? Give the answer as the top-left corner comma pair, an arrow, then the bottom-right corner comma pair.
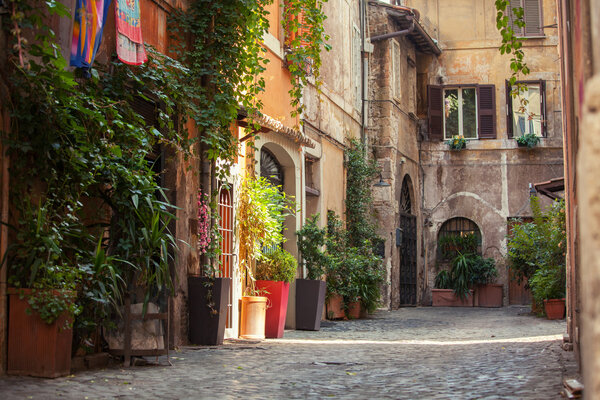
432,253 -> 474,307
5,201 -> 80,378
255,247 -> 297,338
529,263 -> 566,319
296,214 -> 327,330
470,256 -> 503,307
516,133 -> 540,148
238,176 -> 294,339
445,135 -> 467,150
188,192 -> 231,345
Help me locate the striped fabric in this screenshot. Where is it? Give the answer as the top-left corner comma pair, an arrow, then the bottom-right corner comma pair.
70,0 -> 112,68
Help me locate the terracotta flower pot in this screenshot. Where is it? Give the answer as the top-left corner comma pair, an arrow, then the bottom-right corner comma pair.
256,280 -> 290,338
544,298 -> 566,320
326,293 -> 345,320
346,301 -> 361,319
7,288 -> 74,378
475,284 -> 503,307
239,296 -> 268,339
432,289 -> 474,307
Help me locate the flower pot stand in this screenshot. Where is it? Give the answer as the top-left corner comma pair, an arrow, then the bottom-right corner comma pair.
256,280 -> 290,338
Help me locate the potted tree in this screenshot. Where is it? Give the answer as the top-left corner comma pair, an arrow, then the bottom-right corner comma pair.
188,192 -> 231,345
255,248 -> 297,338
471,256 -> 503,307
529,263 -> 566,319
238,176 -> 294,339
296,214 -> 327,330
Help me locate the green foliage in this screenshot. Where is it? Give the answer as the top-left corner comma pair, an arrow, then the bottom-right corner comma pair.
516,132 -> 540,148
507,197 -> 566,284
170,0 -> 272,173
238,176 -> 295,294
282,0 -> 331,120
434,270 -> 452,290
445,135 -> 467,150
3,3 -> 194,330
450,253 -> 473,300
438,233 -> 478,260
296,214 -> 328,280
256,248 -> 298,283
344,139 -> 380,247
470,256 -> 498,286
507,197 -> 566,310
495,0 -> 530,85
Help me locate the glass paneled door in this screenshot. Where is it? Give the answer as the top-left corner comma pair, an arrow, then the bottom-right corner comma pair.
218,185 -> 239,338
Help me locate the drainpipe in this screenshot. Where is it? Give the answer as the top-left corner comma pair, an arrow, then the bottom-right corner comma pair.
360,0 -> 367,147
370,20 -> 415,43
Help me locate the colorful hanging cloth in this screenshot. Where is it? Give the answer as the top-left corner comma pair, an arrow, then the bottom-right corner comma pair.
115,0 -> 147,65
70,0 -> 112,68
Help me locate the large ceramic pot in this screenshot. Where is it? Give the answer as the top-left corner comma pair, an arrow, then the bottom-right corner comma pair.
295,279 -> 326,330
475,284 -> 503,307
432,289 -> 474,307
544,298 -> 566,320
256,280 -> 290,338
325,293 -> 345,320
7,288 -> 73,378
188,277 -> 231,345
346,300 -> 361,319
239,296 -> 268,339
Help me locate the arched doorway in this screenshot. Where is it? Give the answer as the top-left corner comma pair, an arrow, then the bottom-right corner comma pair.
260,148 -> 284,188
399,175 -> 417,306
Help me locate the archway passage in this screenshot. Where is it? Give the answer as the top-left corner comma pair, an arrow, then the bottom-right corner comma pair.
399,175 -> 417,306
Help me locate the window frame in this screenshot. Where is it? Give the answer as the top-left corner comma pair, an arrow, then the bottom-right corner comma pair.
506,79 -> 547,138
391,39 -> 402,103
442,85 -> 479,140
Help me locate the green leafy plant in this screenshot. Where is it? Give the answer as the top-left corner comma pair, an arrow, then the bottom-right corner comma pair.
516,132 -> 540,148
450,253 -> 473,300
434,270 -> 453,290
438,233 -> 478,260
238,176 -> 295,295
256,248 -> 298,283
296,214 -> 328,280
470,256 -> 498,286
445,135 -> 467,150
529,263 -> 566,304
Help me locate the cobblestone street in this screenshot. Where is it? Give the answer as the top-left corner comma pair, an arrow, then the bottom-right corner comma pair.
0,306 -> 577,399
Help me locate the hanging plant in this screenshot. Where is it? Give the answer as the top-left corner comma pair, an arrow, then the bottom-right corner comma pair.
197,192 -> 212,254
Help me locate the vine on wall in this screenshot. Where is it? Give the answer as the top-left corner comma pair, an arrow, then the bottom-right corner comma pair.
282,0 -> 331,120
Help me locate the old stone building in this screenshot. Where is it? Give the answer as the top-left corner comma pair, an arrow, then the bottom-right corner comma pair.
367,0 -> 563,308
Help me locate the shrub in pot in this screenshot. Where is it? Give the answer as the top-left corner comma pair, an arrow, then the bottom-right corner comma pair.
529,263 -> 566,319
255,248 -> 297,338
296,214 -> 327,330
238,176 -> 295,339
470,256 -> 503,307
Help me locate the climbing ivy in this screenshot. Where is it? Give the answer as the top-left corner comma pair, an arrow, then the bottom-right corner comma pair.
282,0 -> 331,120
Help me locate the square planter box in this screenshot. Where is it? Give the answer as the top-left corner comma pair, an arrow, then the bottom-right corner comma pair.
295,279 -> 326,330
432,289 -> 474,307
256,280 -> 290,338
475,284 -> 503,307
188,277 -> 231,345
7,289 -> 73,378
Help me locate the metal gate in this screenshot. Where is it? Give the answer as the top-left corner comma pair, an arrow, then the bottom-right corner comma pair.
218,186 -> 234,329
399,212 -> 417,305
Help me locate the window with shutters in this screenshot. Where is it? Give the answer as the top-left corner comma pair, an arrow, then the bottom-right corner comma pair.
392,40 -> 402,102
508,0 -> 544,38
428,84 -> 497,141
506,80 -> 546,138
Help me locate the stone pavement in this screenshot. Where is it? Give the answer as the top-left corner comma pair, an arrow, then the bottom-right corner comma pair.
0,306 -> 578,399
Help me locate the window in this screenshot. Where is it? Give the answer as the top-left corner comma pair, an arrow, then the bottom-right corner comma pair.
392,40 -> 402,102
506,80 -> 546,138
437,217 -> 482,259
508,0 -> 544,38
444,88 -> 477,139
428,85 -> 496,141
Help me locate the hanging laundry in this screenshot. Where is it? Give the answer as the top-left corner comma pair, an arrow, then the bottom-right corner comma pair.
115,0 -> 147,65
70,0 -> 112,69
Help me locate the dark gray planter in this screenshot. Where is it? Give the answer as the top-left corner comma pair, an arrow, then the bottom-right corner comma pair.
295,279 -> 326,331
188,277 -> 231,345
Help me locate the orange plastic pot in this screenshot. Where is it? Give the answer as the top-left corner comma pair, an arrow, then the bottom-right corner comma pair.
239,296 -> 267,340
